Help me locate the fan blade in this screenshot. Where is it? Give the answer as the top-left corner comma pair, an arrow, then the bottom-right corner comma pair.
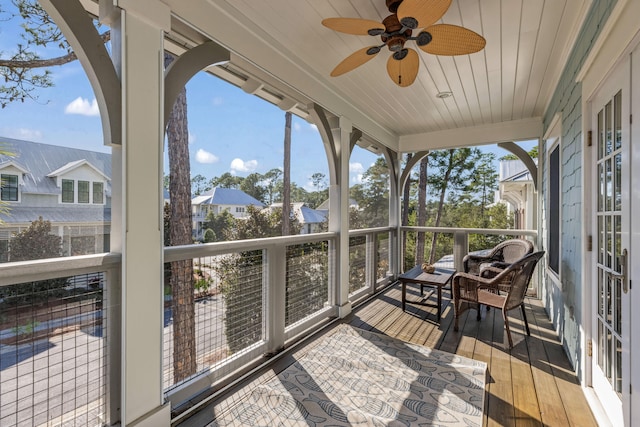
397,0 -> 452,29
386,48 -> 419,87
419,24 -> 486,55
330,46 -> 380,77
322,17 -> 385,36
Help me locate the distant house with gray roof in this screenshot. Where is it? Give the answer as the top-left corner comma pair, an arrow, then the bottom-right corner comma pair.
267,202 -> 328,234
0,138 -> 111,260
192,188 -> 265,240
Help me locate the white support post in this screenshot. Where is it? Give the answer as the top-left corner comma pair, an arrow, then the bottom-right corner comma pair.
366,233 -> 375,293
329,116 -> 352,318
388,151 -> 401,277
265,246 -> 286,355
453,231 -> 468,272
102,1 -> 171,425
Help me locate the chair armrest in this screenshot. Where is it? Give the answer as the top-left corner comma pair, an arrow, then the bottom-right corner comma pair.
463,254 -> 495,274
489,261 -> 511,269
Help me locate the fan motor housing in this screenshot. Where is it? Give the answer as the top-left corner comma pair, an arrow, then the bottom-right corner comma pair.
386,0 -> 403,13
382,14 -> 411,51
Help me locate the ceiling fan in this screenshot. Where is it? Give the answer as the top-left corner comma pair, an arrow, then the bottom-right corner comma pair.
322,0 -> 486,87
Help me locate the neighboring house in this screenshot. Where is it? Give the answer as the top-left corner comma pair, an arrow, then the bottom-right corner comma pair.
0,138 -> 111,260
192,187 -> 265,239
268,202 -> 328,234
497,159 -> 538,230
316,198 -> 359,211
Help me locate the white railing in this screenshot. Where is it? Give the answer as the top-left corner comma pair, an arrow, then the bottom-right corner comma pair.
0,253 -> 121,426
400,226 -> 539,291
163,232 -> 338,407
164,228 -> 397,414
0,225 -> 538,424
401,226 -> 538,270
347,227 -> 395,301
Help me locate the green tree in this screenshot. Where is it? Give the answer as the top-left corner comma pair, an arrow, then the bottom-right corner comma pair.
351,157 -> 389,228
10,216 -> 61,261
0,217 -> 67,304
0,1 -> 111,107
235,205 -> 300,240
240,172 -> 267,204
203,210 -> 236,242
415,155 -> 428,265
263,168 -> 282,205
191,174 -> 209,196
211,172 -> 243,189
310,172 -> 326,191
216,204 -> 301,355
425,148 -> 482,264
499,145 -> 538,160
203,228 -> 216,243
467,153 -> 498,228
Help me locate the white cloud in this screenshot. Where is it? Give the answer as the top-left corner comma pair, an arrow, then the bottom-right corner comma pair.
293,122 -> 301,132
64,97 -> 99,116
195,149 -> 219,164
230,158 -> 258,173
352,174 -> 364,184
6,128 -> 43,141
212,96 -> 224,106
188,132 -> 196,144
309,124 -> 318,131
349,162 -> 364,173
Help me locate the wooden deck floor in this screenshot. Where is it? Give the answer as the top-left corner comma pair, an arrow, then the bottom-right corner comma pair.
346,282 -> 597,427
178,281 -> 597,427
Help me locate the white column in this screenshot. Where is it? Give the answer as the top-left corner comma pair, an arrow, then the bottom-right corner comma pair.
329,116 -> 352,317
103,1 -> 171,425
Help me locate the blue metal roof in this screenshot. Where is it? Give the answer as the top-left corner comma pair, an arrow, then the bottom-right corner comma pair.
194,187 -> 264,207
0,137 -> 112,195
298,205 -> 327,224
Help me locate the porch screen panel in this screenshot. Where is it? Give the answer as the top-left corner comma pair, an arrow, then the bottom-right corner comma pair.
377,232 -> 390,283
163,250 -> 264,391
0,273 -> 108,426
348,235 -> 367,294
285,241 -> 329,327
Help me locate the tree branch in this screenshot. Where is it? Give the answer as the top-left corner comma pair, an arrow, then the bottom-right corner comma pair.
0,31 -> 110,69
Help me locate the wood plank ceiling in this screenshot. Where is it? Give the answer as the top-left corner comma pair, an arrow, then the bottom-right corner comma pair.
172,0 -> 590,148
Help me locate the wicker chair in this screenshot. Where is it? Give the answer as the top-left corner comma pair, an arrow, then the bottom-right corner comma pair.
452,251 -> 545,348
463,238 -> 534,275
463,238 -> 534,294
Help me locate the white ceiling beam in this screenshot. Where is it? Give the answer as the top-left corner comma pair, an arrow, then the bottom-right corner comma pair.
398,117 -> 543,152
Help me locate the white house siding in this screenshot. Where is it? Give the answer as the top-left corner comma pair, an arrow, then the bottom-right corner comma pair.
541,0 -> 618,372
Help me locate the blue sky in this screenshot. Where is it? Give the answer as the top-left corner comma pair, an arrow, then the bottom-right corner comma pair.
0,4 -> 378,191
0,4 -> 534,193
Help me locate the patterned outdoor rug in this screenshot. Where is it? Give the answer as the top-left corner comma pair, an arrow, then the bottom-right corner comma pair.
210,325 -> 487,426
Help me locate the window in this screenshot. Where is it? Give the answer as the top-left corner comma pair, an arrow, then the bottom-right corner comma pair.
1,174 -> 18,201
549,145 -> 560,274
78,180 -> 90,203
62,179 -> 74,203
236,207 -> 245,213
93,182 -> 104,204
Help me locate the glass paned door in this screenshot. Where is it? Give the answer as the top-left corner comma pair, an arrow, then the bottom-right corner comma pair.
592,58 -> 630,427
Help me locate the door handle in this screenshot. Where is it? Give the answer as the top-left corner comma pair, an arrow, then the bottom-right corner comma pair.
612,248 -> 628,293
